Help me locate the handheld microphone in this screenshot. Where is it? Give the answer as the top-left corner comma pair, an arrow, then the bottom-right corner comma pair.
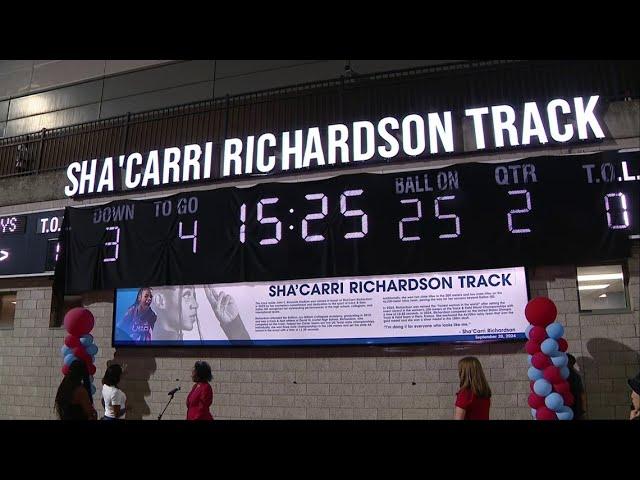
167,378 -> 181,395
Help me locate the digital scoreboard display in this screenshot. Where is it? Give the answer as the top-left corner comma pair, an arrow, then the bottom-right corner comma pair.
0,210 -> 65,277
57,151 -> 639,294
0,215 -> 27,235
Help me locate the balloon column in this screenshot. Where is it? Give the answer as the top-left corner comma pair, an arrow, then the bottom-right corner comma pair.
524,297 -> 574,420
59,308 -> 98,398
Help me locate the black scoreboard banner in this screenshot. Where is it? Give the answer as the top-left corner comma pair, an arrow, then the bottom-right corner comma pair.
56,151 -> 639,294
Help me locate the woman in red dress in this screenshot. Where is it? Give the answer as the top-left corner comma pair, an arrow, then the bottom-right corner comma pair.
186,360 -> 214,420
454,356 -> 491,420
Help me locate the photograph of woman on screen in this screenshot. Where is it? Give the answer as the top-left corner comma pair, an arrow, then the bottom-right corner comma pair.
116,287 -> 157,342
149,285 -> 250,341
151,286 -> 200,341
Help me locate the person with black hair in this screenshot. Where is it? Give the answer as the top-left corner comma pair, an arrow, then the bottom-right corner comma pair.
117,287 -> 157,342
628,372 -> 640,420
151,285 -> 250,341
186,360 -> 214,420
101,363 -> 128,420
566,353 -> 587,420
54,360 -> 97,420
150,286 -> 200,341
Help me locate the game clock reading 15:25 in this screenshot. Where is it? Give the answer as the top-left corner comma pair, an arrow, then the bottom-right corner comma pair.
58,151 -> 638,293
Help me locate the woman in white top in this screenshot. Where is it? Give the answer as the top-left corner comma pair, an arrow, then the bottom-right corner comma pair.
101,364 -> 127,420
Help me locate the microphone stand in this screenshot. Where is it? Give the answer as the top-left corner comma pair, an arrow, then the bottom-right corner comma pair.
158,390 -> 178,420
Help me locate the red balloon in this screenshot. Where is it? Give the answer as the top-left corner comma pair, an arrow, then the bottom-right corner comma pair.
532,352 -> 552,370
87,363 -> 96,375
525,297 -> 557,327
61,364 -> 70,376
64,335 -> 81,348
73,346 -> 90,362
557,338 -> 568,352
561,391 -> 575,407
529,326 -> 547,344
536,406 -> 558,420
63,307 -> 95,337
553,381 -> 571,394
543,365 -> 563,384
528,393 -> 546,409
525,340 -> 541,355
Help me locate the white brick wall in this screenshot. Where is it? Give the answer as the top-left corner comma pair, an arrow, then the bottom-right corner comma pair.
0,248 -> 638,420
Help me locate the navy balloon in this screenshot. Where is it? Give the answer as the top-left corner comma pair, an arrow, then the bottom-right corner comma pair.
560,366 -> 570,379
90,384 -> 96,395
545,392 -> 564,411
528,366 -> 544,381
525,324 -> 533,340
533,378 -> 552,397
551,352 -> 568,367
80,334 -> 94,347
557,406 -> 574,421
63,353 -> 78,366
86,344 -> 98,355
546,322 -> 565,340
541,338 -> 559,355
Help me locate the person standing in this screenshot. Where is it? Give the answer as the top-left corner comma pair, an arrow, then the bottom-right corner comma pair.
566,353 -> 587,420
628,372 -> 640,420
101,364 -> 127,420
55,360 -> 97,420
186,361 -> 214,420
454,356 -> 492,420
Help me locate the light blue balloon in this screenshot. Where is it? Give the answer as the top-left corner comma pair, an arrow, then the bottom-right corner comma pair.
546,322 -> 565,340
560,366 -> 570,379
545,392 -> 564,411
63,353 -> 78,366
551,352 -> 568,367
525,324 -> 533,340
80,334 -> 94,346
86,344 -> 98,355
528,366 -> 544,381
541,338 -> 559,355
556,406 -> 574,421
533,378 -> 552,397
527,354 -> 533,365
60,345 -> 72,357
531,408 -> 538,419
